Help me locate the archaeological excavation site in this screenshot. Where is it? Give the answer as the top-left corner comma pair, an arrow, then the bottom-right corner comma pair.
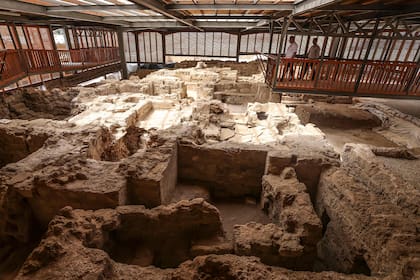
0,1 -> 419,279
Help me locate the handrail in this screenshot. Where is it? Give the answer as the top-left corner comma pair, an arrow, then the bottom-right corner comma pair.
0,47 -> 120,88
0,50 -> 26,87
268,57 -> 420,97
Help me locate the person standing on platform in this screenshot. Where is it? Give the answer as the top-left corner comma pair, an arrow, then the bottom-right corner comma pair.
282,36 -> 298,80
303,37 -> 320,80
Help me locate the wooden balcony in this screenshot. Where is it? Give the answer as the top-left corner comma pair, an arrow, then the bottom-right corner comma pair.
0,47 -> 120,88
265,57 -> 420,98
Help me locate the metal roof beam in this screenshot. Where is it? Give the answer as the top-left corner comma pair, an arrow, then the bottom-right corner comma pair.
167,4 -> 294,11
104,16 -> 168,21
318,4 -> 413,12
129,21 -> 259,28
129,0 -> 202,31
186,15 -> 271,20
47,4 -> 144,12
293,0 -> 340,15
104,15 -> 272,21
243,19 -> 270,31
350,10 -> 420,21
0,0 -> 126,26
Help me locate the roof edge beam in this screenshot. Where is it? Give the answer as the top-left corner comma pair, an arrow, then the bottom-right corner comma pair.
0,0 -> 125,26
129,0 -> 203,31
129,21 -> 260,29
167,4 -> 294,11
293,0 -> 340,15
47,4 -> 144,12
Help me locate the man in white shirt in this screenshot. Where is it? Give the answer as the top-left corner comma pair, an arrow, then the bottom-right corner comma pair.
285,36 -> 298,58
282,36 -> 298,80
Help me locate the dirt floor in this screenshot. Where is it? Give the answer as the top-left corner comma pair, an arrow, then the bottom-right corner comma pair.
320,127 -> 398,153
214,201 -> 272,240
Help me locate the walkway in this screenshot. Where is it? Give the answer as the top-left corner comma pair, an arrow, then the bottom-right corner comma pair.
265,57 -> 420,98
0,47 -> 120,88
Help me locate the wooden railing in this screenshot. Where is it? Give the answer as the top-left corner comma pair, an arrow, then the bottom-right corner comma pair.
0,47 -> 120,88
58,48 -> 120,71
265,57 -> 420,98
24,49 -> 61,74
0,50 -> 27,86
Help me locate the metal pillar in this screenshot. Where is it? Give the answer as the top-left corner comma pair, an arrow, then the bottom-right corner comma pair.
354,19 -> 379,93
162,32 -> 166,64
313,34 -> 329,89
64,26 -> 72,49
49,25 -> 64,81
135,32 -> 140,67
268,20 -> 274,54
117,27 -> 128,79
9,23 -> 27,74
236,31 -> 241,62
272,16 -> 290,88
405,55 -> 420,94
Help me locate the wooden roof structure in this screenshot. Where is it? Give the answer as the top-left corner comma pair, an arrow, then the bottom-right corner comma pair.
0,0 -> 418,31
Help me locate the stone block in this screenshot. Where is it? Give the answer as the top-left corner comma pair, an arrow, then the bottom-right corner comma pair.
126,139 -> 177,208
261,168 -> 322,248
178,143 -> 268,199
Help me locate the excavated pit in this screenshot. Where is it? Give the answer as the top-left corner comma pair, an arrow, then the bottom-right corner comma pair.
0,88 -> 78,120
177,143 -> 272,239
102,199 -> 225,268
135,101 -> 186,130
0,124 -> 49,168
295,103 -> 398,153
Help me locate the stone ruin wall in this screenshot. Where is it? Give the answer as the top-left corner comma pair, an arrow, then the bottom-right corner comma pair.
0,62 -> 419,280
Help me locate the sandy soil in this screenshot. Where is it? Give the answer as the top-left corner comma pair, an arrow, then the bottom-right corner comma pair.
320,127 -> 398,153
359,98 -> 420,118
137,108 -> 182,130
214,201 -> 272,240
377,156 -> 420,188
171,183 -> 211,203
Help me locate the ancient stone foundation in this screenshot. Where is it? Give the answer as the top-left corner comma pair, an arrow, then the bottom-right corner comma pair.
0,63 -> 419,280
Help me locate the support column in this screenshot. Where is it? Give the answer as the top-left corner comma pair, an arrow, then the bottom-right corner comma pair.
268,20 -> 274,55
117,27 -> 128,79
404,55 -> 420,94
313,33 -> 329,89
9,23 -> 27,74
162,32 -> 166,64
49,25 -> 64,81
135,32 -> 140,67
338,22 -> 351,59
8,22 -> 25,88
64,26 -> 72,49
236,32 -> 241,62
354,19 -> 379,93
272,16 -> 290,88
